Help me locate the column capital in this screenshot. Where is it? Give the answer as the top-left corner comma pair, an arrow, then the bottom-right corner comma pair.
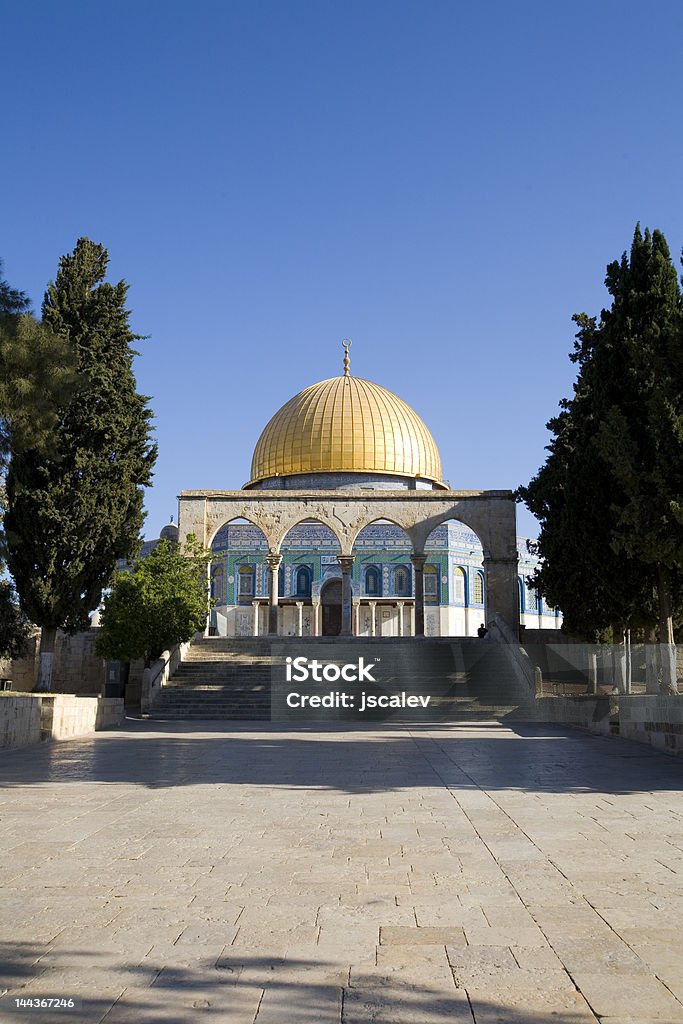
295,601 -> 303,608
265,552 -> 282,571
337,555 -> 355,574
410,553 -> 427,569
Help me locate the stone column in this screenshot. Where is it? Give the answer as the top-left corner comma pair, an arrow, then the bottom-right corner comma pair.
296,601 -> 303,637
397,601 -> 404,637
482,556 -> 520,638
369,601 -> 377,637
265,553 -> 282,636
411,554 -> 426,637
252,600 -> 260,637
353,599 -> 360,636
312,598 -> 320,637
204,563 -> 212,637
338,556 -> 354,637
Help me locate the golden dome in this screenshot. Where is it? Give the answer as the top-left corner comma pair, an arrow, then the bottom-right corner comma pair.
248,373 -> 444,487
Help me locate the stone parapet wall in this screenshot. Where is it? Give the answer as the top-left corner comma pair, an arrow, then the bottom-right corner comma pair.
0,695 -> 124,750
535,693 -> 683,753
0,695 -> 42,749
535,695 -> 617,735
40,695 -> 124,740
618,695 -> 683,753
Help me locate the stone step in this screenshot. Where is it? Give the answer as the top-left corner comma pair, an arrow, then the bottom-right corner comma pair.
147,637 -> 536,721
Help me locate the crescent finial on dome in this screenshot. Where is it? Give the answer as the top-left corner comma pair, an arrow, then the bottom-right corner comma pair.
342,338 -> 352,376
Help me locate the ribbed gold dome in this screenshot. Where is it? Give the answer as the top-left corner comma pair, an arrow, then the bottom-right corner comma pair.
248,374 -> 443,487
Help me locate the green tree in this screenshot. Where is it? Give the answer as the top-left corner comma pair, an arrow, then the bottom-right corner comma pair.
519,371 -> 658,642
96,537 -> 210,666
520,225 -> 683,691
4,238 -> 157,690
0,314 -> 78,461
0,258 -> 30,316
0,260 -> 77,460
0,581 -> 31,661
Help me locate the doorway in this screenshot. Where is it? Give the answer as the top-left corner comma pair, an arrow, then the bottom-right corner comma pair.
321,579 -> 342,636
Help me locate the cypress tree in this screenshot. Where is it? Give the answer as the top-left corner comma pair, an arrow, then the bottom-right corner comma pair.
521,225 -> 683,691
4,238 -> 157,690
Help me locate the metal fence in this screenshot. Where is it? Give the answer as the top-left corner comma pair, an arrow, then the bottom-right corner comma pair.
521,643 -> 683,696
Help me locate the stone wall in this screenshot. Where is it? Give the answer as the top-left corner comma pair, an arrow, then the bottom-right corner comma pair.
535,693 -> 683,754
3,627 -> 144,701
0,695 -> 42,749
618,696 -> 683,754
535,695 -> 617,735
40,695 -> 124,740
0,694 -> 124,750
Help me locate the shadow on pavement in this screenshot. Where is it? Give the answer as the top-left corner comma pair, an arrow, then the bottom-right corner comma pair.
1,719 -> 681,795
0,941 -> 601,1024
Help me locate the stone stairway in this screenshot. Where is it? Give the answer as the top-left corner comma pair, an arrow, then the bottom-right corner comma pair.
147,636 -> 537,721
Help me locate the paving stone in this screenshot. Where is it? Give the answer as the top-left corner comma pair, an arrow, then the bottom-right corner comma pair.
380,926 -> 467,946
343,984 -> 474,1023
3,720 -> 683,1022
571,973 -> 683,1019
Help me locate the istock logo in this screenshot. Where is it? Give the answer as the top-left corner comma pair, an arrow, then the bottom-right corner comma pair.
285,656 -> 377,683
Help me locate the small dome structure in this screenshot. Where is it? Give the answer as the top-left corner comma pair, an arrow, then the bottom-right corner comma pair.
160,522 -> 179,543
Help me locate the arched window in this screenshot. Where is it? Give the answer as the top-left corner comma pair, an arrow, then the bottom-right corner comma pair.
472,571 -> 484,605
278,564 -> 286,597
454,566 -> 466,605
395,565 -> 410,596
518,577 -> 525,613
296,565 -> 312,597
237,564 -> 254,602
424,564 -> 439,604
365,566 -> 381,596
211,565 -> 225,603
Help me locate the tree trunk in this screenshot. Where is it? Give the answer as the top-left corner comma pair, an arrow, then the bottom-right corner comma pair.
36,625 -> 57,691
656,562 -> 678,695
645,643 -> 660,694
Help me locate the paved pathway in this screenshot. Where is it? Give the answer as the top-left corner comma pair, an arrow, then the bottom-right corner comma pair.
2,720 -> 683,1023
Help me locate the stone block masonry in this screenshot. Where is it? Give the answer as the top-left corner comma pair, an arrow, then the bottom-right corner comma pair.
0,694 -> 124,749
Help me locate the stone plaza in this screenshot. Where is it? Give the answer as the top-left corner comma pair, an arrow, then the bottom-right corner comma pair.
2,718 -> 683,1023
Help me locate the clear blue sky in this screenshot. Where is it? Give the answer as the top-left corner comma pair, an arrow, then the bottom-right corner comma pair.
3,1 -> 682,539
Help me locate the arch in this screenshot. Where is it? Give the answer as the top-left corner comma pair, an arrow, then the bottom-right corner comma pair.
237,563 -> 255,603
453,566 -> 467,606
348,514 -> 415,551
353,519 -> 412,599
279,518 -> 341,549
295,564 -> 312,597
395,564 -> 411,597
364,565 -> 382,597
211,564 -> 225,603
209,515 -> 269,552
271,513 -> 345,554
320,578 -> 342,636
424,563 -> 440,604
471,570 -> 484,606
